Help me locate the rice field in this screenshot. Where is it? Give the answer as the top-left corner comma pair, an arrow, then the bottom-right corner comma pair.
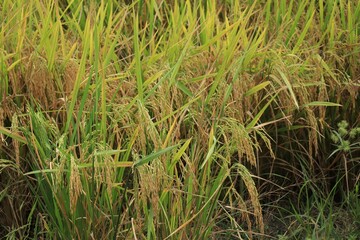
0,0 -> 359,239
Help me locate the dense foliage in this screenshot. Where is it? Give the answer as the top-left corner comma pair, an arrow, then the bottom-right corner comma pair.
0,0 -> 359,239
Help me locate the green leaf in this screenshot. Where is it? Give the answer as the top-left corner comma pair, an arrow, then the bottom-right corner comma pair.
244,81 -> 271,96
0,126 -> 27,144
176,81 -> 193,97
275,67 -> 299,109
133,144 -> 179,167
93,149 -> 127,156
303,101 -> 342,107
246,93 -> 278,131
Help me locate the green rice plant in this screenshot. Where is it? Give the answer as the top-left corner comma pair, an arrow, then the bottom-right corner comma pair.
22,104 -> 136,239
1,0 -> 360,239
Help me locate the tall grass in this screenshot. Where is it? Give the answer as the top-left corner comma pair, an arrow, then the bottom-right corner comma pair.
0,0 -> 359,239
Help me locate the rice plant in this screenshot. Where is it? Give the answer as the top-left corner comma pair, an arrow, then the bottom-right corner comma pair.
0,0 -> 359,239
